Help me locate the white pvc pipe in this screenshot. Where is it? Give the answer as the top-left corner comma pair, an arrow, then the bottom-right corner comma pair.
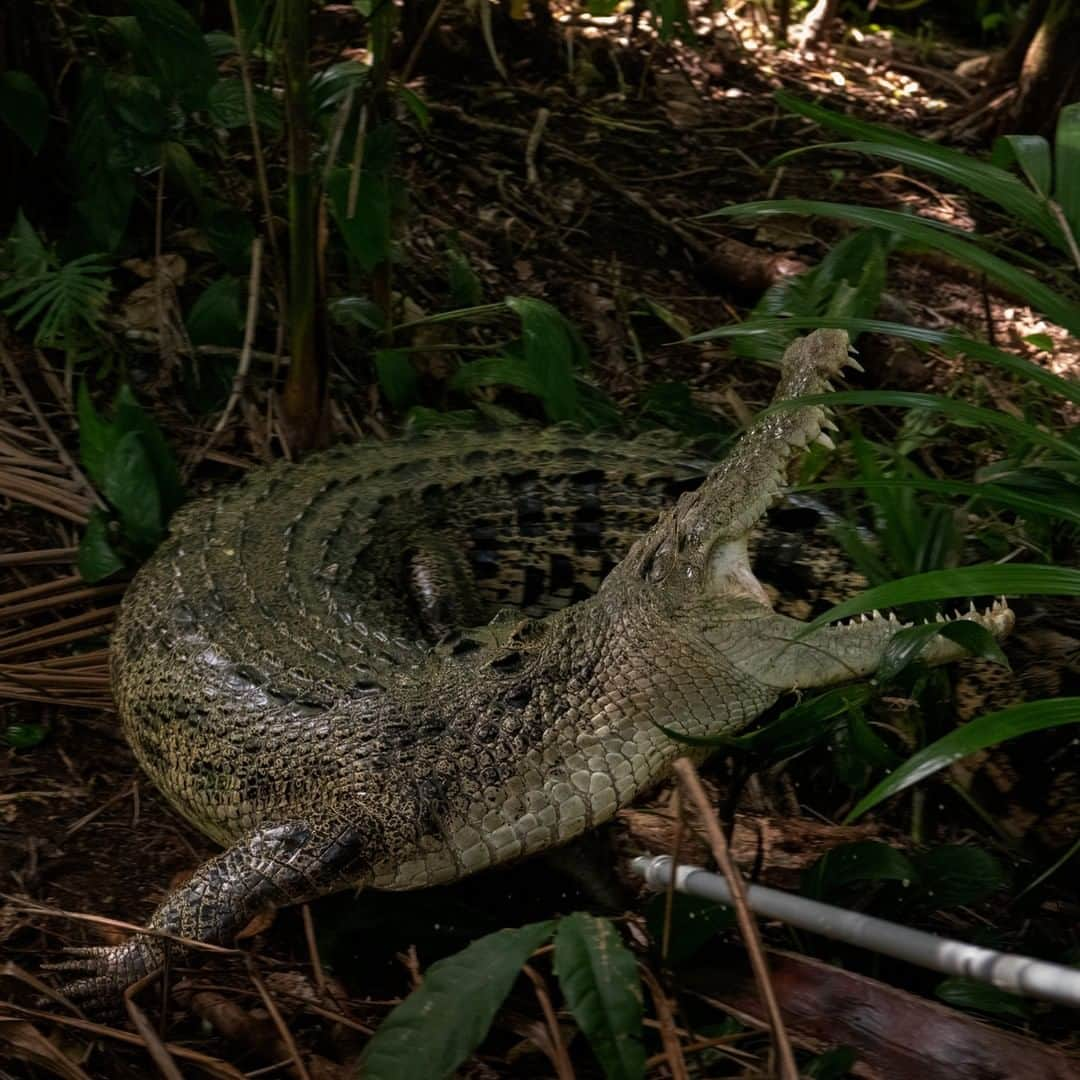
632,854 -> 1080,1010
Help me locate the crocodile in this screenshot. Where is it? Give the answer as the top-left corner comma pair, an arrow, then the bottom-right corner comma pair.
53,330 -> 1013,1003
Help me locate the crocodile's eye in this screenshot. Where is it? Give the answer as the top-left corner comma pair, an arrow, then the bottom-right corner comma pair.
643,541 -> 674,583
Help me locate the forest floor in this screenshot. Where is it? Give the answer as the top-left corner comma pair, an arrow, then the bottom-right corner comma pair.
1,7 -> 1078,1078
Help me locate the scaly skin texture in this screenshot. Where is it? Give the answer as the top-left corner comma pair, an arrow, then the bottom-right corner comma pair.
53,331 -> 1013,1003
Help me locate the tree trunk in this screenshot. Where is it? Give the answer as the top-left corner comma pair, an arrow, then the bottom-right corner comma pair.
996,0 -> 1080,138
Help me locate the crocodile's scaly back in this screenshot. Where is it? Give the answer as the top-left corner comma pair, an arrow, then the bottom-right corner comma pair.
56,331 -> 1013,1004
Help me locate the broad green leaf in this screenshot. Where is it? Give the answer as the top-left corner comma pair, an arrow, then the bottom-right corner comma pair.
993,135 -> 1052,197
202,202 -> 255,273
360,920 -> 556,1080
686,316 -> 1080,406
644,893 -> 734,966
802,840 -> 917,902
799,477 -> 1080,528
78,507 -> 126,582
69,67 -> 135,251
775,90 -> 1061,242
804,1046 -> 859,1079
772,389 -> 1078,461
777,138 -> 1060,247
450,356 -> 543,396
104,72 -> 166,137
129,0 -> 218,109
3,723 -> 47,749
704,202 -> 1080,336
0,71 -> 49,154
310,59 -> 371,115
186,277 -> 244,347
102,431 -> 163,549
506,296 -> 586,423
161,140 -> 206,204
806,565 -> 1080,636
397,85 -> 430,130
1054,103 -> 1080,239
658,684 -> 872,756
328,295 -> 385,330
374,349 -> 418,410
876,620 -> 1007,685
846,698 -> 1080,821
446,245 -> 483,308
914,846 -> 1006,909
935,977 -> 1030,1020
77,381 -> 115,489
207,79 -> 281,131
112,385 -> 184,517
326,166 -> 392,273
6,211 -> 50,279
554,913 -> 646,1080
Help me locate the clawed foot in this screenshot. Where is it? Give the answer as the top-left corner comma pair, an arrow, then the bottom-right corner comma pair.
43,936 -> 165,1009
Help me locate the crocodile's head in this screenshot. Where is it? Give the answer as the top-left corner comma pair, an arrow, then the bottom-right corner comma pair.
589,329 -> 1014,706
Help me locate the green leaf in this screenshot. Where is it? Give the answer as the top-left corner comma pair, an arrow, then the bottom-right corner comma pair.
77,381 -> 115,489
686,316 -> 1080,406
4,723 -> 47,749
186,277 -> 244,347
112,385 -> 184,517
993,135 -> 1052,197
506,296 -> 586,423
774,90 -> 1063,247
807,566 -> 1080,636
804,1046 -> 858,1079
397,85 -> 430,130
802,840 -> 917,902
69,66 -> 135,251
1054,102 -> 1080,240
450,356 -> 543,396
375,349 -> 418,410
645,893 -> 733,966
104,72 -> 166,137
326,166 -> 392,273
78,507 -> 126,582
310,59 -> 371,115
360,920 -> 556,1080
0,71 -> 49,154
202,202 -> 255,273
554,913 -> 646,1080
875,620 -> 1006,685
657,684 -> 871,757
704,202 -> 1080,337
846,698 -> 1080,822
799,476 -> 1080,529
328,295 -> 385,331
6,211 -> 50,279
934,977 -> 1031,1020
129,0 -> 218,109
102,431 -> 163,549
207,79 -> 281,131
446,244 -> 483,308
914,846 -> 1006,909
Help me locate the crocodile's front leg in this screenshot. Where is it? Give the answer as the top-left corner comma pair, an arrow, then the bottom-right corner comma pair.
49,815 -> 384,1006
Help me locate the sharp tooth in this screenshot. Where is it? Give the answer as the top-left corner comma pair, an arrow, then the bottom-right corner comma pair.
814,433 -> 836,450
872,609 -> 881,619
888,612 -> 898,623
845,354 -> 866,373
822,417 -> 840,431
935,612 -> 946,622
968,601 -> 977,614
860,613 -> 869,623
